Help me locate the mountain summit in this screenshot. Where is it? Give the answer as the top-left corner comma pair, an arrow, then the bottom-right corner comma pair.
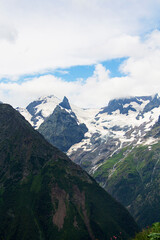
59,96 -> 71,110
0,104 -> 138,240
38,103 -> 88,152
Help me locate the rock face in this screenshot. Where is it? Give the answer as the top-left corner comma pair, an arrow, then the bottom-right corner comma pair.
142,94 -> 160,114
59,96 -> 72,110
38,105 -> 88,152
99,97 -> 146,115
0,104 -> 138,240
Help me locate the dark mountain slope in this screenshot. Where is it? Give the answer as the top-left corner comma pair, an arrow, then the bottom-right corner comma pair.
0,104 -> 138,240
38,105 -> 88,152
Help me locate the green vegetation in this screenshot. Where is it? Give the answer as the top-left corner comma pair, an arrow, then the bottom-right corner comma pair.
133,222 -> 160,240
93,142 -> 160,227
93,147 -> 129,179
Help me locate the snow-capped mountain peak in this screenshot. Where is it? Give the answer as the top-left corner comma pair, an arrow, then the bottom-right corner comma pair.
18,95 -> 61,129
17,93 -> 160,172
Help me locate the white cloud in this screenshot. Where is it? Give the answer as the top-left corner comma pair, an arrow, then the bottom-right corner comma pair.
0,0 -> 160,78
1,33 -> 160,109
0,24 -> 18,43
0,1 -> 160,107
120,30 -> 160,84
1,28 -> 160,108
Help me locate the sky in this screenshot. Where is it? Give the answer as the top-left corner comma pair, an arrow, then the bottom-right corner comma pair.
1,0 -> 160,108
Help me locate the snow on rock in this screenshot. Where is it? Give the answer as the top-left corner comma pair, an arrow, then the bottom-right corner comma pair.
143,137 -> 158,146
34,95 -> 61,118
16,107 -> 32,125
17,94 -> 160,166
18,95 -> 61,129
67,96 -> 160,161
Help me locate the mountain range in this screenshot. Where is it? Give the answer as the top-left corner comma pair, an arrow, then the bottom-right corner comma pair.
17,93 -> 160,227
0,103 -> 138,239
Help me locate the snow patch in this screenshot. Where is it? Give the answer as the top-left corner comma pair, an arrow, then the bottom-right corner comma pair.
17,107 -> 32,125
35,95 -> 61,118
143,138 -> 158,146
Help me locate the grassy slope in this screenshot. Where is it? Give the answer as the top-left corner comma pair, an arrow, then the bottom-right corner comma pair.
93,142 -> 160,228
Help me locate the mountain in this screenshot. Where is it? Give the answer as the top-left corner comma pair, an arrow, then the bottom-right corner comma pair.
38,102 -> 88,152
59,96 -> 72,110
18,94 -> 160,170
17,95 -> 61,129
68,94 -> 160,172
0,103 -> 138,240
17,93 -> 160,228
92,130 -> 160,228
92,116 -> 160,227
99,96 -> 152,115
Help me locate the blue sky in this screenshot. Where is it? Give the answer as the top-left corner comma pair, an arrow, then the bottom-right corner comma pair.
1,0 -> 160,107
0,58 -> 127,84
52,58 -> 127,82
